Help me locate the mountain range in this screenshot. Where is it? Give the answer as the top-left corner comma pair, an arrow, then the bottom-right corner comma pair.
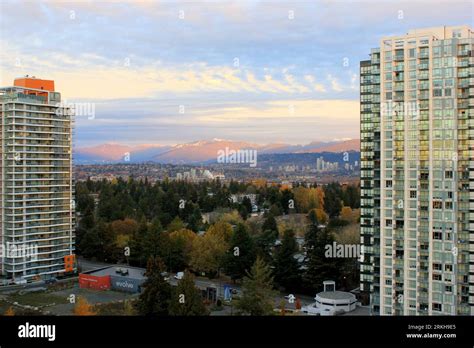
74,138 -> 360,164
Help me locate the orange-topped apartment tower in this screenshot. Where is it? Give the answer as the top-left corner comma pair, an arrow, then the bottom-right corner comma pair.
0,76 -> 75,282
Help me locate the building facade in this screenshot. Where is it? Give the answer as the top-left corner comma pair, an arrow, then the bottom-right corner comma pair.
360,26 -> 474,315
0,77 -> 75,281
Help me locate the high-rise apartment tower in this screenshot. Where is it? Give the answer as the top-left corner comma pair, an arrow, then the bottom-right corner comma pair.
360,26 -> 474,315
0,76 -> 75,282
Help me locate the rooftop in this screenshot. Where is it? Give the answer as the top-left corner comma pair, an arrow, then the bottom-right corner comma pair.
82,266 -> 146,280
317,291 -> 356,301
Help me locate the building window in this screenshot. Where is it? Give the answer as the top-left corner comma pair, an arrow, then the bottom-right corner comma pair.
433,232 -> 442,240
432,303 -> 442,312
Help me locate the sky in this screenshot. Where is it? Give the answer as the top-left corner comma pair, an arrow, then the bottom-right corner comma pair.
0,0 -> 473,147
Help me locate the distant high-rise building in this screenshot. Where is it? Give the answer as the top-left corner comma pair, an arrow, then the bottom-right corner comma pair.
0,76 -> 75,281
360,26 -> 474,315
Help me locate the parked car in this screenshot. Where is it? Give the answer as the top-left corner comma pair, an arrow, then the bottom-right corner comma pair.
174,272 -> 184,280
44,277 -> 57,285
13,278 -> 27,285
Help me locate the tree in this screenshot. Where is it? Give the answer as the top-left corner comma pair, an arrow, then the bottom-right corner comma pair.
189,222 -> 232,276
111,218 -> 139,236
239,196 -> 253,220
167,228 -> 196,272
78,226 -> 102,259
303,217 -> 342,293
273,229 -> 301,292
340,206 -> 354,222
168,271 -> 208,316
310,208 -> 328,225
262,214 -> 278,236
255,213 -> 279,264
293,187 -> 324,213
123,300 -> 137,315
343,184 -> 360,209
167,216 -> 186,232
185,205 -> 202,232
142,218 -> 168,262
137,257 -> 172,315
222,224 -> 257,281
324,184 -> 342,218
74,297 -> 96,316
235,257 -> 276,316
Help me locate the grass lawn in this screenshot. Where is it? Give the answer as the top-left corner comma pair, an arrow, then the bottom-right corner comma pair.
8,291 -> 69,307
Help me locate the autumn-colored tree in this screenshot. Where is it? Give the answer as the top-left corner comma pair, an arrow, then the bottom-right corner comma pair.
340,206 -> 354,222
206,221 -> 233,243
252,178 -> 267,189
169,228 -> 196,254
110,218 -> 139,236
310,208 -> 329,225
293,187 -> 325,213
4,306 -> 15,316
168,228 -> 197,271
310,187 -> 325,211
217,210 -> 244,226
74,297 -> 97,316
189,225 -> 230,276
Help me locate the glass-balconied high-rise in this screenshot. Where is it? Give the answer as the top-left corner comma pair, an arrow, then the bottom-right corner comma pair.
0,76 -> 75,281
360,26 -> 474,316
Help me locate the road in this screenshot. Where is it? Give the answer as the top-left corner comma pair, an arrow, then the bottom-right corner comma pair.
0,257 -> 316,310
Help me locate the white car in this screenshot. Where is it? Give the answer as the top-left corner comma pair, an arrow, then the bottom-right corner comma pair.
174,272 -> 184,280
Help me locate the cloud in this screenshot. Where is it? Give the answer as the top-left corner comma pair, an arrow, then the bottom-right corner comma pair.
327,74 -> 343,92
1,0 -> 472,146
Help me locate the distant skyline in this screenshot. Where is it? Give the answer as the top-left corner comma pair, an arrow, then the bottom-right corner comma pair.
1,0 -> 473,146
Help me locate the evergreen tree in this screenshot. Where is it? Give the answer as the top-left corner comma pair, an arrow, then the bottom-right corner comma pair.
235,257 -> 276,315
262,214 -> 278,235
142,218 -> 167,261
222,224 -> 256,281
324,184 -> 342,218
78,226 -> 102,259
303,216 -> 341,293
129,218 -> 148,266
168,271 -> 208,316
273,229 -> 301,292
137,257 -> 172,315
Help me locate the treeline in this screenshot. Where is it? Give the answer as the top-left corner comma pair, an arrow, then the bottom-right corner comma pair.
75,177 -> 360,295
